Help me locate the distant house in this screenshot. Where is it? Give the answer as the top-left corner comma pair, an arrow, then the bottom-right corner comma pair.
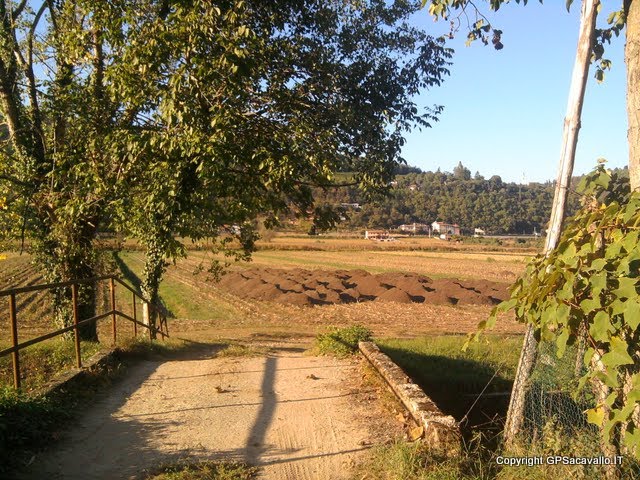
431,221 -> 460,236
473,228 -> 486,237
398,223 -> 430,234
365,230 -> 395,241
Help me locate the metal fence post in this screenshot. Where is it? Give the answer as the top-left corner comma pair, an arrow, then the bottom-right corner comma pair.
132,291 -> 137,337
9,293 -> 20,389
72,284 -> 82,368
110,278 -> 117,344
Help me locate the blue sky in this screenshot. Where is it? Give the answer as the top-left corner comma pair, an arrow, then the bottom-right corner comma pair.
403,1 -> 628,183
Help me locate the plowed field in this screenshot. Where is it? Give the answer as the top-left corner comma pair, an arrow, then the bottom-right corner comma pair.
217,267 -> 508,306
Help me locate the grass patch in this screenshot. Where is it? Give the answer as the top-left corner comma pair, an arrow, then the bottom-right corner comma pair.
143,460 -> 258,480
117,337 -> 196,359
0,385 -> 75,475
0,351 -> 125,475
354,440 -> 474,480
315,325 -> 372,357
116,251 -> 240,322
0,338 -> 103,391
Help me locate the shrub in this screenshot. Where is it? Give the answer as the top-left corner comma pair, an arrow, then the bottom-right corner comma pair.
315,325 -> 373,357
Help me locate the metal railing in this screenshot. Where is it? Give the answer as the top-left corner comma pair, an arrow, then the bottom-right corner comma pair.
0,275 -> 169,389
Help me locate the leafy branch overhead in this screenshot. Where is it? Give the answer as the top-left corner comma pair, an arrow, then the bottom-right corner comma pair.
423,0 -> 629,82
0,1 -> 453,334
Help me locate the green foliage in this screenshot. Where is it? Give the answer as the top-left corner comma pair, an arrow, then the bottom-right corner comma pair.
0,339 -> 102,391
356,440 -> 468,480
144,460 -> 258,480
1,1 -> 452,336
482,165 -> 640,458
315,325 -> 373,357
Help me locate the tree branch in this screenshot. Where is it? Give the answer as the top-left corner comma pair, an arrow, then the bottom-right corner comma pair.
11,0 -> 27,21
0,173 -> 32,188
25,1 -> 48,149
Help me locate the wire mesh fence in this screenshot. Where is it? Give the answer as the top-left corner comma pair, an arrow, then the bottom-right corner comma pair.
502,341 -> 640,479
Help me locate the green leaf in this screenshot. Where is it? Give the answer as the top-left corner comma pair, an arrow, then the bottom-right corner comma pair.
623,230 -> 640,252
614,277 -> 638,299
624,299 -> 640,330
586,406 -> 605,426
590,311 -> 613,342
623,426 -> 640,460
590,258 -> 608,272
580,297 -> 600,315
601,337 -> 634,368
556,328 -> 570,358
556,279 -> 575,300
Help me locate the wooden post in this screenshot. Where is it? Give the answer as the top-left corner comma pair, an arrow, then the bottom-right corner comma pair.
132,291 -> 137,337
627,0 -> 640,191
504,0 -> 600,448
110,278 -> 117,345
9,293 -> 20,390
72,284 -> 82,369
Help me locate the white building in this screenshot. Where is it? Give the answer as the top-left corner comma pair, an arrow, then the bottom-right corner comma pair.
431,221 -> 461,236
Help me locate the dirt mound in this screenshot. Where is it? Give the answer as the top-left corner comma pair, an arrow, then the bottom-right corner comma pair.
217,268 -> 508,307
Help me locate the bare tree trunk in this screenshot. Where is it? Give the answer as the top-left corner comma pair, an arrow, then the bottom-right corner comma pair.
627,0 -> 640,190
503,0 -> 600,449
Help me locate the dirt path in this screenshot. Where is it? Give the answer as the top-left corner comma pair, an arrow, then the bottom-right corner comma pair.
23,348 -> 393,480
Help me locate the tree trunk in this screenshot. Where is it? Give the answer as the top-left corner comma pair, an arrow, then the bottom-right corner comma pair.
43,215 -> 100,342
141,243 -> 167,339
627,0 -> 640,190
504,0 -> 600,449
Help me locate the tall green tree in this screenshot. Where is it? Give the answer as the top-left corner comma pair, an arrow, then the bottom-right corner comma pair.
110,0 -> 453,330
0,1 -> 452,335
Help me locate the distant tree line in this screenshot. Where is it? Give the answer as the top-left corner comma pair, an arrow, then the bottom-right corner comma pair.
314,162 -> 629,235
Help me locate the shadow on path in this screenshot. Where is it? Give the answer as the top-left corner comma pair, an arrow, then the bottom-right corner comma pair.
247,356 -> 278,463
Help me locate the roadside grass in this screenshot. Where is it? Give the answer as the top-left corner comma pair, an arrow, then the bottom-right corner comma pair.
116,337 -> 210,359
0,384 -> 75,475
0,350 -> 124,475
216,343 -> 270,358
314,325 -> 373,357
355,335 -> 519,480
354,440 -> 479,480
359,336 -> 631,479
0,338 -> 104,391
143,460 -> 258,480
